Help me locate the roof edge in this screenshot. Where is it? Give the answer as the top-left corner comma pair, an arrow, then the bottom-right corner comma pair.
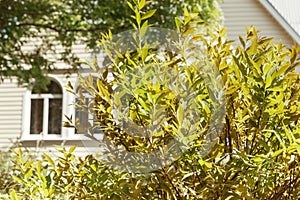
258,0 -> 300,44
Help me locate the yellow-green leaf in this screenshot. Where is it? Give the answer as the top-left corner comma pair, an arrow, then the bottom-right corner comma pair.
136,9 -> 141,25
10,190 -> 22,200
265,75 -> 273,88
139,0 -> 146,10
271,149 -> 284,158
177,104 -> 184,125
43,153 -> 55,168
127,1 -> 135,11
141,9 -> 156,20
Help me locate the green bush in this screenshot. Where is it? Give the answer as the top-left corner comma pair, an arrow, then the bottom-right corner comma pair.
0,150 -> 17,195
8,0 -> 300,199
0,144 -> 37,199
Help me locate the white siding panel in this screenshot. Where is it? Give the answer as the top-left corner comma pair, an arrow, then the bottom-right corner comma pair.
0,79 -> 25,149
268,0 -> 300,34
221,0 -> 294,46
0,101 -> 23,107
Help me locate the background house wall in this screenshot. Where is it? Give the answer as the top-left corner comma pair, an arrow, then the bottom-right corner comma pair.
220,0 -> 294,46
0,73 -> 102,156
0,79 -> 26,148
0,0 -> 298,155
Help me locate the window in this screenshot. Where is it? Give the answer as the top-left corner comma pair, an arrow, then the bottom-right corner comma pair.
30,80 -> 63,135
22,75 -> 102,141
22,78 -> 66,140
75,86 -> 101,135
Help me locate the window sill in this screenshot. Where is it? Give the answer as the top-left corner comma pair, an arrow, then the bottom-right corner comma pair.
20,134 -> 103,148
20,134 -> 103,141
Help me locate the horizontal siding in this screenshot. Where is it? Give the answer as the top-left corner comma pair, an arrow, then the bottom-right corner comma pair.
0,79 -> 25,149
0,0 -> 297,154
269,0 -> 300,34
21,41 -> 95,70
0,101 -> 23,107
220,0 -> 294,46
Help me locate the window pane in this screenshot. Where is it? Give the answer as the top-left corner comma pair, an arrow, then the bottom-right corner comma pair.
32,80 -> 62,94
93,116 -> 101,134
92,100 -> 101,134
47,81 -> 62,94
75,97 -> 101,134
30,99 -> 44,134
75,97 -> 89,134
48,99 -> 62,134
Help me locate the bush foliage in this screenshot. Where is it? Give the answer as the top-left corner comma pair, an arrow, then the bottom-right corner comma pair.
7,0 -> 300,199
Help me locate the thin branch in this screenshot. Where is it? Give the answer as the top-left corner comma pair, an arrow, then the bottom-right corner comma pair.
17,22 -> 106,33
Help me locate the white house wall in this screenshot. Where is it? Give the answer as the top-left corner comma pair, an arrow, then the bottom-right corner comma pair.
0,0 -> 298,154
0,74 -> 103,157
220,0 -> 294,46
0,79 -> 26,148
268,0 -> 300,35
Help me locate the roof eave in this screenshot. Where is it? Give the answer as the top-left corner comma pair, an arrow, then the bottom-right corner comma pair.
258,0 -> 300,44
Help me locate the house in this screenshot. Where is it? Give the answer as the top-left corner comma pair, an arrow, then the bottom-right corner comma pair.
0,0 -> 299,155
220,0 -> 299,45
0,44 -> 99,156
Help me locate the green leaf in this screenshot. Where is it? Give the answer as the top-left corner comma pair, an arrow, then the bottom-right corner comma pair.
272,131 -> 286,150
226,85 -> 239,95
69,145 -> 76,154
271,149 -> 284,158
152,130 -> 164,137
127,1 -> 135,11
239,35 -> 245,48
97,79 -> 111,102
141,9 -> 156,20
135,9 -> 141,26
90,163 -> 97,171
139,0 -> 146,10
43,153 -> 55,169
199,159 -> 213,169
177,104 -> 184,126
140,21 -> 148,40
175,17 -> 183,32
10,190 -> 22,200
12,175 -> 27,185
25,168 -> 33,179
141,46 -> 148,62
183,7 -> 189,17
265,75 -> 273,89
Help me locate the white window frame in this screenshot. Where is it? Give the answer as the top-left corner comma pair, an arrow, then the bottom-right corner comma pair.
21,74 -> 105,141
30,93 -> 62,135
73,73 -> 105,140
75,92 -> 102,135
21,75 -> 78,141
